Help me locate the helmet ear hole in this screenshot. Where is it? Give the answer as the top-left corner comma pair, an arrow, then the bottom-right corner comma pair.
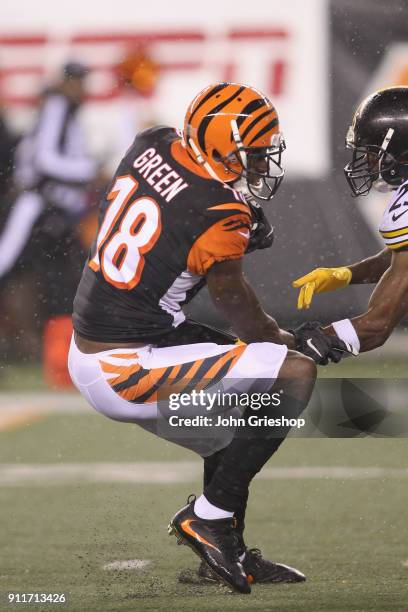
398,149 -> 408,163
212,149 -> 222,162
399,162 -> 408,182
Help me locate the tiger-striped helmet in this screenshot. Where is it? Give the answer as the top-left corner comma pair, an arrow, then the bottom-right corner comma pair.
183,82 -> 285,200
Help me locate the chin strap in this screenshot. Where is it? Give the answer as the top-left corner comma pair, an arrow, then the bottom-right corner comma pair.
378,127 -> 396,186
380,128 -> 394,153
230,119 -> 248,170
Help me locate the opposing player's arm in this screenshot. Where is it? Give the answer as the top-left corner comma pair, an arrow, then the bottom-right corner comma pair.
206,258 -> 295,347
348,248 -> 392,284
292,249 -> 392,309
325,250 -> 408,352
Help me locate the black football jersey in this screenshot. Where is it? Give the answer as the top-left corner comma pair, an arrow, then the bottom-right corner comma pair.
73,126 -> 252,342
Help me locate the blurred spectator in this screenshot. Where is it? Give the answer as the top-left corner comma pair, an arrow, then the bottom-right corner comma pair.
118,46 -> 160,96
0,62 -> 101,386
107,45 -> 160,171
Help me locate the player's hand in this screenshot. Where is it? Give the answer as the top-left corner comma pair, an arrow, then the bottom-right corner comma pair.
245,196 -> 274,253
290,321 -> 358,365
292,267 -> 352,310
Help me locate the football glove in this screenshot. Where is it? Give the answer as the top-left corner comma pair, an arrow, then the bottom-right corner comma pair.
290,321 -> 358,365
292,267 -> 352,310
245,196 -> 274,253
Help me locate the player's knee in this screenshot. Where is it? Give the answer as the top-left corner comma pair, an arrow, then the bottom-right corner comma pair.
296,353 -> 317,381
280,350 -> 317,382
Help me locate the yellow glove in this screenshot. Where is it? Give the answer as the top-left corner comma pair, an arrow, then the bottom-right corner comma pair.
292,267 -> 352,310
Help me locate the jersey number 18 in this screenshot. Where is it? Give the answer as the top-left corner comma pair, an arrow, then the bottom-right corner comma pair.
89,175 -> 162,290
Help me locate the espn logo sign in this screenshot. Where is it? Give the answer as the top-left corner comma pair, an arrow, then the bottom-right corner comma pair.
0,29 -> 289,106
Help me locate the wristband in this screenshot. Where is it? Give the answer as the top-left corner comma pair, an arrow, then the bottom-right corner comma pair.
332,318 -> 360,353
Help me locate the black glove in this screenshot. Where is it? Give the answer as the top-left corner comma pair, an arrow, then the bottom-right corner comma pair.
290,321 -> 357,365
245,196 -> 274,253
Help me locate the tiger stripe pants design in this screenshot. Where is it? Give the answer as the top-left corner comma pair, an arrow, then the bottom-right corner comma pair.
68,334 -> 287,457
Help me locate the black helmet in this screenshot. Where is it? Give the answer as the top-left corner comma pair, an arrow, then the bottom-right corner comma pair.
344,87 -> 408,196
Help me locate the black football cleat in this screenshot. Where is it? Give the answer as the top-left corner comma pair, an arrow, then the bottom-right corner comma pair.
168,497 -> 251,594
196,547 -> 306,584
242,547 -> 306,584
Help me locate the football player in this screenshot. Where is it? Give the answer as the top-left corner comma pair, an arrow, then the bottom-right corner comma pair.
68,82 -> 347,594
293,87 -> 408,355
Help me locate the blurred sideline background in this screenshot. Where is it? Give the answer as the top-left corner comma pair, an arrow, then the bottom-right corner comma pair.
0,0 -> 407,388
0,0 -> 407,389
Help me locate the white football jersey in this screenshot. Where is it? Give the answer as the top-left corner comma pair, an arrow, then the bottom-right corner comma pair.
379,180 -> 408,250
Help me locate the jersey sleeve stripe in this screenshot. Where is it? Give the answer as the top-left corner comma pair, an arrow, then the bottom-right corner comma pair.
382,232 -> 408,245
387,238 -> 408,250
380,225 -> 408,238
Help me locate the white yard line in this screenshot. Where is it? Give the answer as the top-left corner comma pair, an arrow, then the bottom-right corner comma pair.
103,559 -> 151,571
0,393 -> 90,430
0,408 -> 45,431
0,462 -> 407,487
0,392 -> 89,413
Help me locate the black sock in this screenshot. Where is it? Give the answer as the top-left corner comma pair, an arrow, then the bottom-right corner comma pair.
204,436 -> 286,512
204,395 -> 305,513
203,448 -> 226,488
203,447 -> 248,529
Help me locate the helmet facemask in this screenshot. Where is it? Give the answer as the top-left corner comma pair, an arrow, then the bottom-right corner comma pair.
344,126 -> 398,196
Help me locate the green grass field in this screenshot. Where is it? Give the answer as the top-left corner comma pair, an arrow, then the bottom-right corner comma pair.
1,385 -> 408,612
